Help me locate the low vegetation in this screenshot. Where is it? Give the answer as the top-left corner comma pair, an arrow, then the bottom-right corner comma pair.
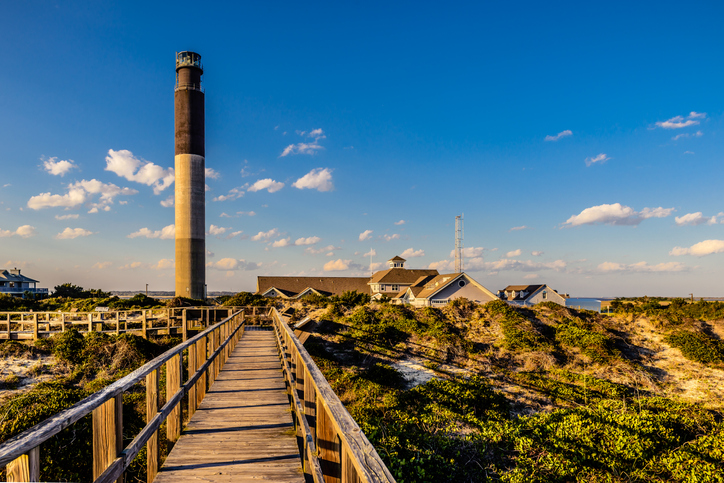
0,331 -> 179,482
300,296 -> 724,482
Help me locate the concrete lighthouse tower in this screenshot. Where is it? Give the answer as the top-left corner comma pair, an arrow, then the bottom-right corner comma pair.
174,51 -> 205,299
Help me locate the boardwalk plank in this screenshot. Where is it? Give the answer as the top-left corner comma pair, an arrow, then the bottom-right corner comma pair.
154,331 -> 304,482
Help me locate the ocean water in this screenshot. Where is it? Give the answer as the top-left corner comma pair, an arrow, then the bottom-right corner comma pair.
565,298 -> 603,312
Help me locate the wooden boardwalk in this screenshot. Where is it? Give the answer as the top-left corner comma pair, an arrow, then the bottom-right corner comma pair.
154,329 -> 305,482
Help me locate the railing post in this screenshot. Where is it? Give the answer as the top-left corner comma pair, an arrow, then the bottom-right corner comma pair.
6,446 -> 40,482
32,314 -> 38,340
166,354 -> 181,443
196,337 -> 206,407
146,368 -> 159,483
317,400 -> 341,482
88,313 -> 93,333
182,310 -> 187,341
188,342 -> 197,418
305,367 -> 317,444
142,310 -> 147,339
115,311 -> 120,335
92,395 -> 122,481
7,313 -> 12,338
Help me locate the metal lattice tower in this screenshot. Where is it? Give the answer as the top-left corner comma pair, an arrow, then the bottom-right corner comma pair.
455,214 -> 464,273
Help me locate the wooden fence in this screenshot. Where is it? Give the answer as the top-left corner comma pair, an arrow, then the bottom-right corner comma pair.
271,307 -> 396,483
0,307 -> 267,482
0,307 -> 267,341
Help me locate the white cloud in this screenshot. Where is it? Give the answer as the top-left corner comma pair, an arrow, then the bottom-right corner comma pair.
56,227 -> 94,239
324,259 -> 351,271
295,236 -> 321,246
28,187 -> 87,210
531,251 -> 544,256
205,167 -> 220,179
227,231 -> 244,239
382,234 -> 400,241
400,248 -> 425,258
161,196 -> 174,207
359,230 -> 373,241
306,244 -> 338,255
92,262 -> 112,269
0,225 -> 36,238
104,149 -> 174,194
280,142 -> 324,157
292,168 -> 334,192
128,224 -> 175,240
674,212 -> 717,226
672,131 -> 703,141
448,247 -> 486,258
272,237 -> 291,247
563,203 -> 674,227
251,228 -> 280,241
208,225 -> 228,236
429,257 -> 567,273
238,211 -> 256,216
363,249 -> 376,257
248,178 -> 284,193
118,262 -> 143,270
28,178 -> 137,212
281,129 -> 326,157
394,220 -> 406,225
670,240 -> 724,257
506,249 -> 522,257
207,258 -> 261,271
524,274 -> 538,279
544,130 -> 572,142
655,112 -> 706,129
42,157 -> 77,176
510,225 -> 528,231
55,214 -> 79,220
598,261 -> 687,272
585,153 -> 610,167
151,259 -> 175,270
213,187 -> 244,202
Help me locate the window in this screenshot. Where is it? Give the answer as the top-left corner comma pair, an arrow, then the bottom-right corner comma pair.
458,280 -> 466,287
380,285 -> 386,291
9,282 -> 14,288
392,285 -> 399,291
542,291 -> 547,299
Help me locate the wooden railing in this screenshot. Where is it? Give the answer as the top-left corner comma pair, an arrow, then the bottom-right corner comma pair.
0,307 -> 245,340
0,307 -> 269,482
271,308 -> 396,483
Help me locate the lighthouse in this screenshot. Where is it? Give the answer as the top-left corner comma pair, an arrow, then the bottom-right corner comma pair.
174,51 -> 206,299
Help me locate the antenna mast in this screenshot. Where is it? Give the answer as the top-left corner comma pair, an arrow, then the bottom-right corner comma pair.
455,214 -> 464,273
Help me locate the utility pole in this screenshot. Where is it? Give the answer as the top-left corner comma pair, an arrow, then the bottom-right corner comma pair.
146,284 -> 148,297
455,214 -> 464,273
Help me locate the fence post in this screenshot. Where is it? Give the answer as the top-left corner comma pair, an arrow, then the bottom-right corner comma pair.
33,313 -> 38,340
6,446 -> 40,482
317,400 -> 341,482
115,311 -> 120,335
305,366 -> 317,444
92,395 -> 122,481
6,313 -> 10,339
142,310 -> 147,339
88,313 -> 93,333
146,368 -> 159,483
166,353 -> 181,443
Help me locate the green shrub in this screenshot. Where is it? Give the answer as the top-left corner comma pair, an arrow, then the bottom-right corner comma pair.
555,319 -> 618,363
665,330 -> 724,365
221,292 -> 269,307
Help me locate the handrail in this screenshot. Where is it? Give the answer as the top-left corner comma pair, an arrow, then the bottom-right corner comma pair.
0,307 -> 259,482
270,308 -> 396,483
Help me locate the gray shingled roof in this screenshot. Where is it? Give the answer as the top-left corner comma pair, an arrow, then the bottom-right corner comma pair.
368,268 -> 439,285
256,276 -> 370,297
0,269 -> 39,284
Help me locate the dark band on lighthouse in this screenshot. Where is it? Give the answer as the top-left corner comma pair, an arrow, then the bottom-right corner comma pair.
174,51 -> 206,299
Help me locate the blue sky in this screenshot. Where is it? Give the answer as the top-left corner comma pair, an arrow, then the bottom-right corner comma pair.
2,1 -> 724,296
